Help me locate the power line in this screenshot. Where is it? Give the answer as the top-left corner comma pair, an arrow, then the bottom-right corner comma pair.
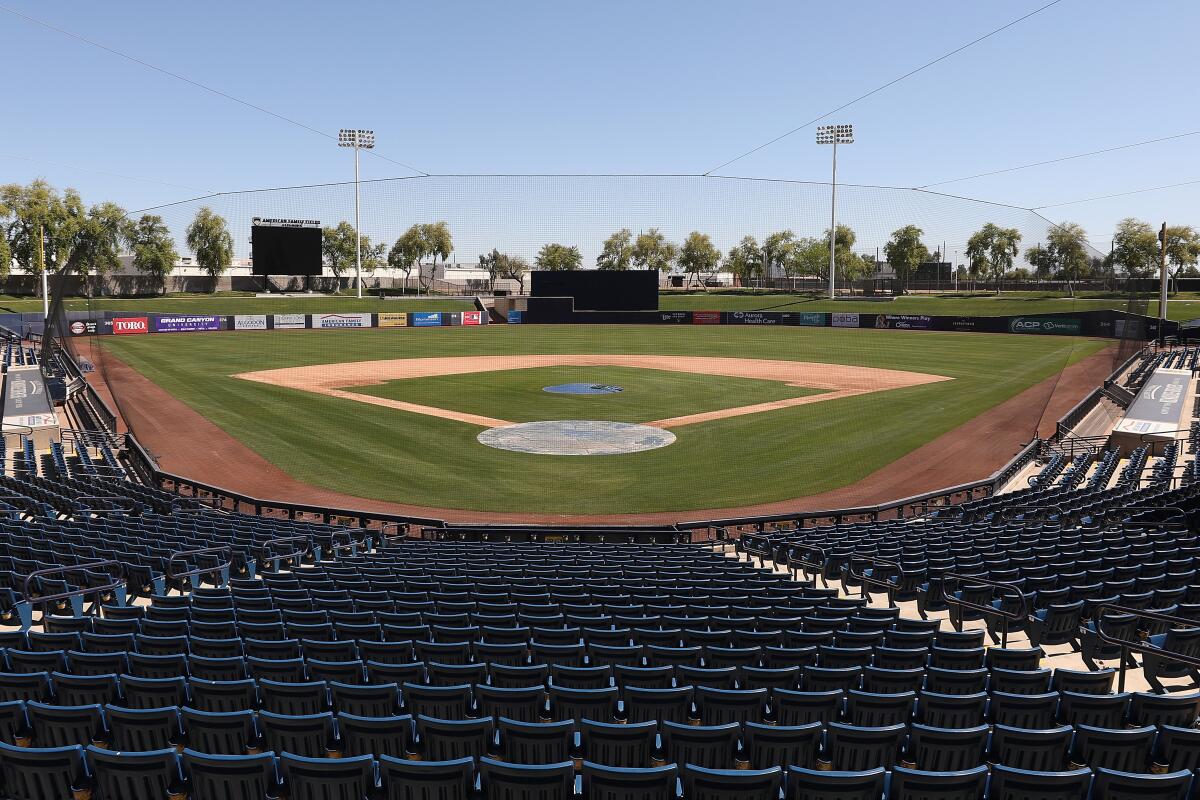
0,3 -> 430,176
0,153 -> 213,192
915,129 -> 1200,188
1032,178 -> 1200,210
700,0 -> 1065,176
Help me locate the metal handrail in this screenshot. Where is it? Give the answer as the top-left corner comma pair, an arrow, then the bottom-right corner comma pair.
261,536 -> 312,569
166,546 -> 233,585
73,495 -> 139,515
1103,505 -> 1187,526
848,556 -> 904,600
940,572 -> 1028,648
786,544 -> 828,585
21,560 -> 125,606
998,504 -> 1064,522
1095,603 -> 1200,692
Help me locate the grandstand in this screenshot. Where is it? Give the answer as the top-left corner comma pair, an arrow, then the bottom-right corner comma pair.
0,320 -> 1191,800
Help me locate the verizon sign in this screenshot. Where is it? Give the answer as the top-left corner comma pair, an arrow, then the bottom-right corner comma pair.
112,317 -> 149,335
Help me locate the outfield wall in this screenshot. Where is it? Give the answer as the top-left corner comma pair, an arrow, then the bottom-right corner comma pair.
2,306 -> 1170,341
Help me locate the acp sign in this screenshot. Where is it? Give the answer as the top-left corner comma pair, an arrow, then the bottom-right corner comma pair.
112,317 -> 149,335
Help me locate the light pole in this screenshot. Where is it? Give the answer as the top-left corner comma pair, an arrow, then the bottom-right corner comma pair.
816,124 -> 853,300
338,129 -> 375,299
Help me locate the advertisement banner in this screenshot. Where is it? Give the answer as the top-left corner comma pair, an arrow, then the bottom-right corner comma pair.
377,313 -> 409,328
273,313 -> 306,329
412,312 -> 443,327
313,313 -> 372,329
506,310 -> 523,324
444,312 -> 463,326
948,316 -> 978,332
1009,316 -> 1082,335
875,314 -> 932,330
659,311 -> 691,324
831,312 -> 859,328
726,311 -> 781,325
155,315 -> 221,333
692,311 -> 721,325
233,315 -> 268,331
794,312 -> 826,327
112,317 -> 149,335
68,320 -> 98,336
462,311 -> 483,326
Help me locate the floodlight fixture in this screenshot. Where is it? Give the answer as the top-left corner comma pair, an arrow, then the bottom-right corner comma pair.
815,124 -> 855,299
338,128 -> 377,297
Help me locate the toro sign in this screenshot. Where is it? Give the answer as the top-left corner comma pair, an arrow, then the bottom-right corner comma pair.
112,317 -> 149,335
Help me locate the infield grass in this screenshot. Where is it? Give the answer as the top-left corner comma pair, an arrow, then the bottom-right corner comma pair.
98,325 -> 1109,514
348,366 -> 826,424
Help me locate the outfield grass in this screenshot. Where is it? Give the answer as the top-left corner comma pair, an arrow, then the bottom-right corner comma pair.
348,366 -> 826,424
99,325 -> 1108,514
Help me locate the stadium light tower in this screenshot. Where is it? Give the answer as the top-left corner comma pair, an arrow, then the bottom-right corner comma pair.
338,129 -> 375,299
816,124 -> 853,299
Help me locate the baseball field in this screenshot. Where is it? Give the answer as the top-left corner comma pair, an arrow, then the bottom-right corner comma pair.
91,324 -> 1111,518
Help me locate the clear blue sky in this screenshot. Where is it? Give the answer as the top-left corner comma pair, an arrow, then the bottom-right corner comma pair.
1,0 -> 1197,261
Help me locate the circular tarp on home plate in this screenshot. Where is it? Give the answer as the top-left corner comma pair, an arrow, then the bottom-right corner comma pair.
477,420 -> 676,456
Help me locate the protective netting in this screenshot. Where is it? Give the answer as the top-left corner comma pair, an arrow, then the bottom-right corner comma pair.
41,175 -> 1156,520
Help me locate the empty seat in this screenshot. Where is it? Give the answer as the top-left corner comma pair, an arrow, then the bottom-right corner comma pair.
580,762 -> 677,800
887,765 -> 988,800
1089,767 -> 1192,800
415,715 -> 494,761
377,755 -> 475,800
579,719 -> 656,768
181,708 -> 258,756
475,684 -> 545,724
989,724 -> 1073,772
783,765 -> 885,800
337,712 -> 411,759
498,718 -> 574,765
479,757 -> 574,800
105,705 -> 182,752
742,721 -> 820,771
181,750 -> 278,800
258,710 -> 335,759
403,682 -> 472,719
1070,724 -> 1156,773
682,764 -> 782,800
0,741 -> 88,800
86,745 -> 183,800
548,685 -> 617,723
824,722 -> 905,771
279,752 -> 375,800
659,721 -> 738,770
986,764 -> 1092,800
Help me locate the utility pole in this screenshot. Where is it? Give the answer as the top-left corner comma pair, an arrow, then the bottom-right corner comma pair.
39,223 -> 48,321
1158,222 -> 1170,342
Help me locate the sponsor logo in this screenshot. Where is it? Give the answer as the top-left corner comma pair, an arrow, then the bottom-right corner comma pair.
730,311 -> 780,325
233,315 -> 267,330
155,315 -> 221,333
273,314 -> 306,329
112,317 -> 149,335
412,312 -> 443,327
831,312 -> 859,328
1008,316 -> 1081,335
794,312 -> 826,327
506,310 -> 523,324
876,314 -> 932,330
68,321 -> 97,336
692,311 -> 721,325
462,311 -> 483,326
378,313 -> 409,328
951,317 -> 977,330
314,313 -> 371,329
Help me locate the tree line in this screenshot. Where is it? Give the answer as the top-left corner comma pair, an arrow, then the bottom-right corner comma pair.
3,179 -> 1197,295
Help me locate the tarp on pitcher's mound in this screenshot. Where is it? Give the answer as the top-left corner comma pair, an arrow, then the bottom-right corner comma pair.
477,420 -> 675,455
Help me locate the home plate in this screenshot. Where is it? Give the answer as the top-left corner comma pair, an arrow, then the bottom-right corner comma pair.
477,420 -> 676,455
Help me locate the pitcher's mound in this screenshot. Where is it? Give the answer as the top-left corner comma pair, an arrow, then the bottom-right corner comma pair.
477,420 -> 675,456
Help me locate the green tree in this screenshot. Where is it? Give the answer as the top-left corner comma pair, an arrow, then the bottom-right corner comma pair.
0,180 -> 130,294
762,230 -> 796,275
784,237 -> 827,278
1046,221 -> 1090,296
0,234 -> 9,278
1024,243 -> 1055,281
965,223 -> 1022,292
70,201 -> 128,293
125,214 -> 177,294
823,225 -> 870,288
1107,218 -> 1159,280
322,221 -> 384,288
677,231 -> 721,287
185,207 -> 233,291
535,243 -> 583,271
723,235 -> 762,286
631,228 -> 677,272
500,253 -> 530,293
388,225 -> 427,290
882,225 -> 929,291
596,228 -> 634,270
1163,225 -> 1200,293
